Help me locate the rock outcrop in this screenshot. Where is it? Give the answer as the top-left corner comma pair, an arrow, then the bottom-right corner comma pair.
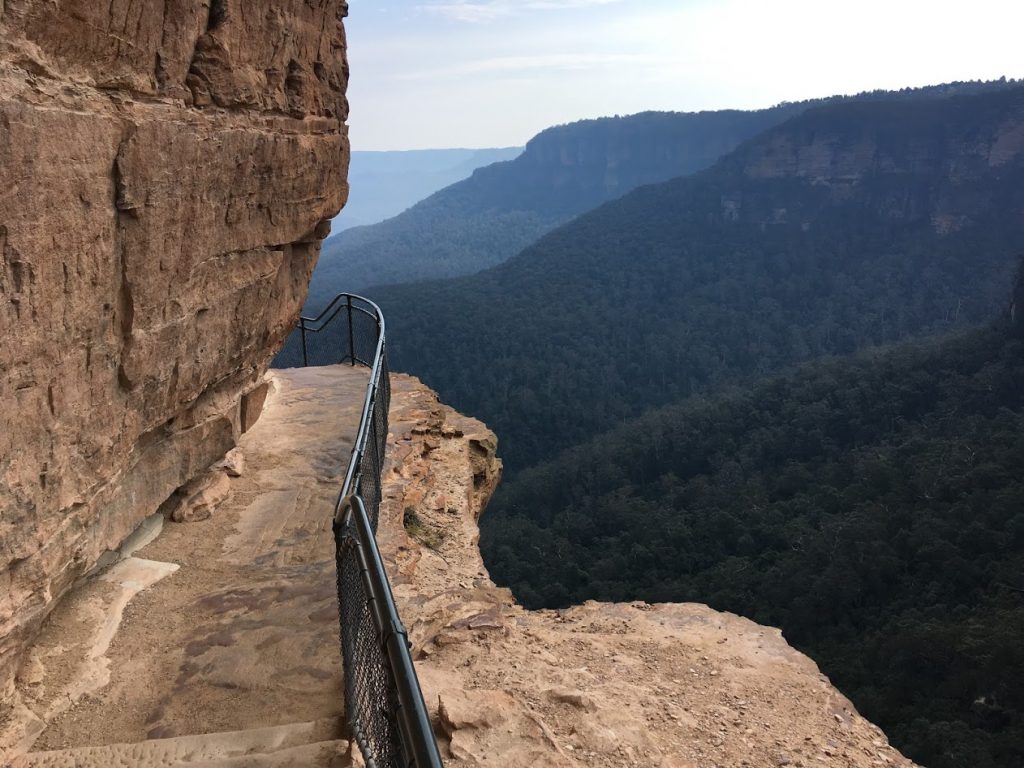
0,0 -> 349,708
377,377 -> 919,767
736,88 -> 1024,234
741,92 -> 1024,183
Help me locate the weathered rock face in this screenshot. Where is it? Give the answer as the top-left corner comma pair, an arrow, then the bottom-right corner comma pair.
0,0 -> 349,705
722,90 -> 1024,239
741,93 -> 1024,184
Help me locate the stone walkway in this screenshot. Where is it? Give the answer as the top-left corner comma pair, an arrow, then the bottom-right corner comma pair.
11,366 -> 367,767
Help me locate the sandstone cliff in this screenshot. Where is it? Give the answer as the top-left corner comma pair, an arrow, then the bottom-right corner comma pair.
0,0 -> 349,707
735,88 -> 1024,233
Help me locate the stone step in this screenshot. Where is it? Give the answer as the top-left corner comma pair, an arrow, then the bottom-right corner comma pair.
13,719 -> 351,768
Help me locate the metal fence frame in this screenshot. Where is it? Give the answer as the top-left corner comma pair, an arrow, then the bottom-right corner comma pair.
288,293 -> 443,768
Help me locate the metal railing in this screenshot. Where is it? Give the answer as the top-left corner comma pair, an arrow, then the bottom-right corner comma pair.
282,293 -> 443,768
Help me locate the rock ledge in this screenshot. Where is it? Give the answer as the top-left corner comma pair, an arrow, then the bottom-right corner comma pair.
375,375 -> 919,768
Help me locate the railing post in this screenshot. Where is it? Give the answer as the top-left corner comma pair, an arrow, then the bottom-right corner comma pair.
347,295 -> 356,366
300,318 -> 309,367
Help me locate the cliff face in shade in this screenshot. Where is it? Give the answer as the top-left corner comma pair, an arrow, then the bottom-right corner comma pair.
0,0 -> 349,704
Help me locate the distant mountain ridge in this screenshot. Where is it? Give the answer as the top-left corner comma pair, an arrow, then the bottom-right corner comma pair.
308,104 -> 816,303
308,80 -> 1021,306
333,147 -> 522,231
363,83 -> 1024,474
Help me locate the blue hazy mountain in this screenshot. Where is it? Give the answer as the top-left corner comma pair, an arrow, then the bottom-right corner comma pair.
310,105 -> 816,302
333,147 -> 523,231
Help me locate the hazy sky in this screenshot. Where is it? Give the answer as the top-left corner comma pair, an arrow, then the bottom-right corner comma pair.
347,0 -> 1024,151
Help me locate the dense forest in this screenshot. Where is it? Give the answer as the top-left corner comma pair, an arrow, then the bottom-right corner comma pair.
481,307 -> 1024,768
360,86 -> 1024,476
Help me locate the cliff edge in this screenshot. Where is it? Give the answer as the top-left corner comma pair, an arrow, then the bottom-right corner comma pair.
377,377 -> 918,768
0,0 -> 350,710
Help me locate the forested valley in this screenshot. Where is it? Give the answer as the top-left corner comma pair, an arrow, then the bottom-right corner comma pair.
277,81 -> 1024,766
367,86 -> 1024,476
483,306 -> 1024,768
308,80 -> 1019,304
334,147 -> 523,231
309,102 -> 819,301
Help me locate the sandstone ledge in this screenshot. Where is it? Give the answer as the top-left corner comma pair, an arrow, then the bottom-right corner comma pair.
0,0 -> 350,707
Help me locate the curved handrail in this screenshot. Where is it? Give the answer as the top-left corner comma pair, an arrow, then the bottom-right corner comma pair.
289,294 -> 443,768
330,296 -> 386,516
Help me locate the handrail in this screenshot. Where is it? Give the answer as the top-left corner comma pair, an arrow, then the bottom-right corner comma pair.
287,293 -> 443,768
336,496 -> 443,768
333,298 -> 386,517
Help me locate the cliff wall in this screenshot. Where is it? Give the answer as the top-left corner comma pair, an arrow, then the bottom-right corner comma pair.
0,0 -> 349,704
736,89 -> 1024,233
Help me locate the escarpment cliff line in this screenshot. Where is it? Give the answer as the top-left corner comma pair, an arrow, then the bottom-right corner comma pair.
0,0 -> 350,705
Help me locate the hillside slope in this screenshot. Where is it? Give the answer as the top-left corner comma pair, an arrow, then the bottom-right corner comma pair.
309,81 -> 1020,303
334,147 -> 522,231
363,85 -> 1024,475
481,308 -> 1024,768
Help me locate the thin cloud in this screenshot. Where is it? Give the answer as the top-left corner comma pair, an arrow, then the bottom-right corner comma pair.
424,0 -> 623,23
396,52 -> 664,80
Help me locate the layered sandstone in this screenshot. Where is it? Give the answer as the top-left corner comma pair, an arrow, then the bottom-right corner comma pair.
740,96 -> 1024,183
0,0 -> 349,708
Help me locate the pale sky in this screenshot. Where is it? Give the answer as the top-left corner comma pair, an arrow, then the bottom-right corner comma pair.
346,0 -> 1024,151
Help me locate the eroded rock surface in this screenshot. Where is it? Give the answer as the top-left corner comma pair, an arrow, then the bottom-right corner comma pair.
0,0 -> 349,709
4,367 -> 364,764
